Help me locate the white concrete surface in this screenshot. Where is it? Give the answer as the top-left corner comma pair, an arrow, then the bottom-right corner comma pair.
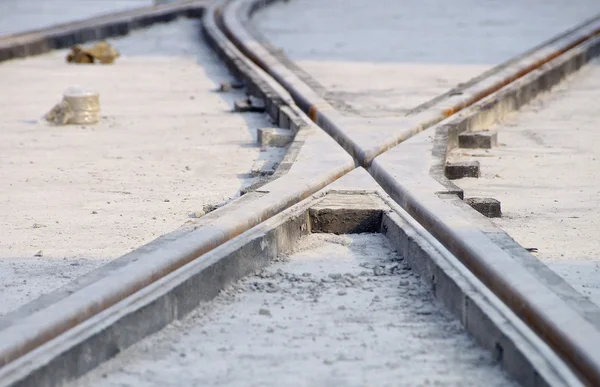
254,0 -> 600,117
0,0 -> 153,36
449,58 -> 600,307
72,233 -> 514,386
0,18 -> 283,316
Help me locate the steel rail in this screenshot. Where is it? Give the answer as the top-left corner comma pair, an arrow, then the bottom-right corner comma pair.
0,1 -> 354,377
0,1 -> 598,385
218,0 -> 600,384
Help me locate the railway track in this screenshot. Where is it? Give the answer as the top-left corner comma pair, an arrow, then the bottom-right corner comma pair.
1,0 -> 600,385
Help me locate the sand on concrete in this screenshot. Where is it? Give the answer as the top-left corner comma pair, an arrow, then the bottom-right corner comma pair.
0,18 -> 285,316
72,233 -> 514,387
0,0 -> 152,36
254,0 -> 600,117
448,58 -> 600,307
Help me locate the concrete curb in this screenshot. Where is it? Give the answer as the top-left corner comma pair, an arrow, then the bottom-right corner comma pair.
0,1 -> 206,62
429,34 -> 600,195
380,197 -> 581,387
370,144 -> 600,386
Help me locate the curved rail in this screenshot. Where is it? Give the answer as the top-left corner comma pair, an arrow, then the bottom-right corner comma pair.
217,0 -> 600,384
0,1 -> 355,379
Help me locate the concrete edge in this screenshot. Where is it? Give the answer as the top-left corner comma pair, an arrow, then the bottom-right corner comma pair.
0,1 -> 207,62
448,196 -> 600,329
429,33 -> 600,195
420,32 -> 600,329
201,0 -> 319,190
380,196 -> 581,386
421,31 -> 600,329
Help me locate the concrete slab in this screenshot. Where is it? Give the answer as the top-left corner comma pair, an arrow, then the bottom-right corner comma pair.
0,19 -> 277,316
254,0 -> 600,117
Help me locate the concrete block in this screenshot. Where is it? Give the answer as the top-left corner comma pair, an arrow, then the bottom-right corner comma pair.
250,158 -> 278,177
233,96 -> 266,113
265,96 -> 279,123
445,161 -> 480,179
278,105 -> 293,129
465,197 -> 502,218
459,131 -> 498,149
257,127 -> 294,147
288,112 -> 306,133
218,80 -> 244,92
309,193 -> 386,234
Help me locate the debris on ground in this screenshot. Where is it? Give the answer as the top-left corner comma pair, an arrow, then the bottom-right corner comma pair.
218,81 -> 244,92
188,204 -> 219,219
66,41 -> 120,64
44,86 -> 100,125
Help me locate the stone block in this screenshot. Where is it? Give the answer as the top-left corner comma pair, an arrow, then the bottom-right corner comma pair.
465,197 -> 501,218
445,161 -> 480,179
459,131 -> 498,149
257,127 -> 294,147
233,97 -> 265,113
